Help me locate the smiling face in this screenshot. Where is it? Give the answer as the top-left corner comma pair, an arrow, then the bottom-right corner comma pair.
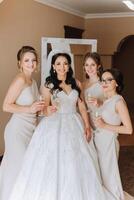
100,71 -> 117,93
84,57 -> 99,78
53,56 -> 69,77
19,52 -> 37,74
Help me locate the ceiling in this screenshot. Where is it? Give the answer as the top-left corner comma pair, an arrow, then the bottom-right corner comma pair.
35,0 -> 134,18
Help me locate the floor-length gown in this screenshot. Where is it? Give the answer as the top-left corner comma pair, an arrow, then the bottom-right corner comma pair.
94,94 -> 134,200
9,89 -> 119,200
0,80 -> 39,200
84,82 -> 104,176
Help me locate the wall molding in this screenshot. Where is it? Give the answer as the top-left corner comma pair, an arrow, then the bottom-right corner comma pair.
34,0 -> 85,18
34,0 -> 134,19
85,12 -> 134,19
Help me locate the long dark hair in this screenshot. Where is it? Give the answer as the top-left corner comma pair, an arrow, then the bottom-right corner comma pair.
45,53 -> 81,97
83,52 -> 103,78
100,68 -> 124,94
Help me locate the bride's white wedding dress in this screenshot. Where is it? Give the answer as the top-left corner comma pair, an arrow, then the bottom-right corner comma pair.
9,89 -> 118,200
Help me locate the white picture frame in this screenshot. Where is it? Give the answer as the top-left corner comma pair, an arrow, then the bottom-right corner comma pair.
41,37 -> 97,85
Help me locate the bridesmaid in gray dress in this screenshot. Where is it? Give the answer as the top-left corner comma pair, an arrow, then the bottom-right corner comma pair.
0,46 -> 45,200
82,52 -> 104,175
94,68 -> 133,200
83,52 -> 104,129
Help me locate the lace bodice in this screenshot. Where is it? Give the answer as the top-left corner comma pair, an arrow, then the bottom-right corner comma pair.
51,89 -> 78,114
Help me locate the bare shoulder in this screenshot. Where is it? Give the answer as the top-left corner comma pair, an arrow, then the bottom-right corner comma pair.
116,97 -> 126,106
115,97 -> 127,112
9,73 -> 26,90
13,73 -> 26,85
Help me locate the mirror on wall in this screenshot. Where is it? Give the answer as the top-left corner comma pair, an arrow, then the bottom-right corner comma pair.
41,37 -> 97,84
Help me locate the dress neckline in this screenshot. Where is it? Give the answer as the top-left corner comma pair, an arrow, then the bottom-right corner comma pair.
85,81 -> 100,92
22,80 -> 34,92
104,94 -> 119,103
61,89 -> 74,96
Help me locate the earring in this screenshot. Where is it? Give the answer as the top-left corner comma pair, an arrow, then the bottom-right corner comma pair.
34,67 -> 39,73
53,69 -> 56,73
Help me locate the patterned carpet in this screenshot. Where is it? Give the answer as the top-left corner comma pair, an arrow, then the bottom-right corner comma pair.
119,146 -> 134,195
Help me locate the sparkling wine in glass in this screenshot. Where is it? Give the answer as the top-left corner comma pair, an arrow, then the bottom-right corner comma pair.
94,107 -> 101,121
37,94 -> 44,116
95,110 -> 99,118
86,92 -> 92,113
51,90 -> 60,110
87,92 -> 92,101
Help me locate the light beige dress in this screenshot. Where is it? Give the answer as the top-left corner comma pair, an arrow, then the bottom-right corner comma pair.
84,83 -> 133,200
84,82 -> 104,130
84,82 -> 104,177
94,94 -> 134,200
0,80 -> 39,200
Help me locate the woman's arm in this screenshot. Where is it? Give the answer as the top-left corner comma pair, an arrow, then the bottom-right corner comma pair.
3,75 -> 44,114
95,99 -> 133,135
40,86 -> 56,116
77,80 -> 92,142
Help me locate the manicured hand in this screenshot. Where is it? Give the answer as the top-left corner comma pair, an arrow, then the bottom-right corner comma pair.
94,117 -> 105,128
47,105 -> 57,115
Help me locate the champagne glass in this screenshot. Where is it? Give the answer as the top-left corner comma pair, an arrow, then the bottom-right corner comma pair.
87,92 -> 92,100
95,110 -> 99,118
93,106 -> 101,119
93,108 -> 101,132
86,92 -> 92,102
37,94 -> 44,116
86,92 -> 92,113
51,90 -> 60,110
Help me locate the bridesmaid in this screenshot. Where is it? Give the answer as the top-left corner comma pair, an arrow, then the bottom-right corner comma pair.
0,46 -> 45,200
82,52 -> 104,130
95,68 -> 133,200
82,52 -> 104,174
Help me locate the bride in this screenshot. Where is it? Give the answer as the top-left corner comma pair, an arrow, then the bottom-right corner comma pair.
9,51 -> 118,200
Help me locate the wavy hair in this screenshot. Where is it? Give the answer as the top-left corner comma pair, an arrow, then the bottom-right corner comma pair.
45,53 -> 81,97
83,52 -> 103,78
100,68 -> 124,94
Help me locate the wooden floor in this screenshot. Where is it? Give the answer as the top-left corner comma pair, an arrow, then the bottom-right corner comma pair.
119,113 -> 134,146
119,146 -> 134,196
118,113 -> 134,195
